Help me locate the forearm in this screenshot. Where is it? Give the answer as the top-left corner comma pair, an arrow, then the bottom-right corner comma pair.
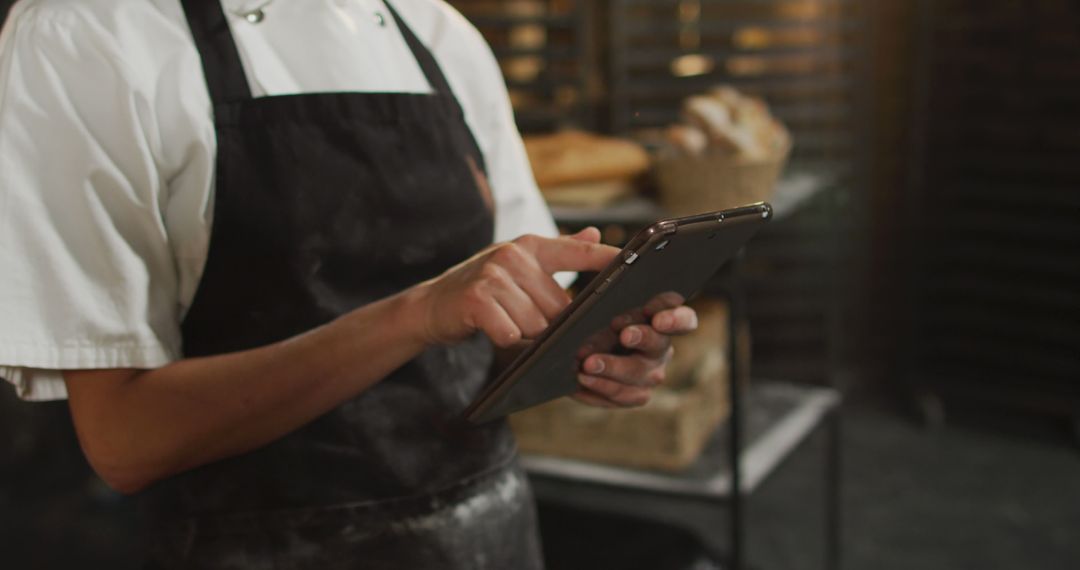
64,286 -> 431,494
63,230 -> 622,494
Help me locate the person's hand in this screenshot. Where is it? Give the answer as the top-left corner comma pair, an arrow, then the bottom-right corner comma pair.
572,292 -> 698,408
415,227 -> 617,348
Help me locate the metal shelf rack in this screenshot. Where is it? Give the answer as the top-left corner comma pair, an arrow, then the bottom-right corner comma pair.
543,171 -> 843,570
450,0 -> 594,132
604,0 -> 870,388
525,380 -> 841,570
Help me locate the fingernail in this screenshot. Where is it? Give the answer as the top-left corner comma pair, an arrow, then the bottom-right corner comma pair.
578,374 -> 597,387
586,358 -> 604,374
624,328 -> 642,346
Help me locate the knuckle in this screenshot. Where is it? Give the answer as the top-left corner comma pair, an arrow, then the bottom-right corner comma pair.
493,242 -> 523,264
591,378 -> 618,398
526,316 -> 549,338
602,358 -> 624,379
663,292 -> 686,305
540,299 -> 566,321
641,327 -> 664,349
478,262 -> 499,278
513,234 -> 539,249
630,358 -> 652,378
463,282 -> 488,304
480,262 -> 510,285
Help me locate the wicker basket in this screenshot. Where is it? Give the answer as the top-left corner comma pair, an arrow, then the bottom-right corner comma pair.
654,144 -> 790,216
509,300 -> 730,472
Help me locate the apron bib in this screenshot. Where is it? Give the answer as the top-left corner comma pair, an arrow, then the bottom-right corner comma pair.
142,2 -> 542,567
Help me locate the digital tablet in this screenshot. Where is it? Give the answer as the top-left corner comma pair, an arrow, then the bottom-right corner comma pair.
464,202 -> 773,424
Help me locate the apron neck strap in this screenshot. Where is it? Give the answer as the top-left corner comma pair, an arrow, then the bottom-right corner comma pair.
179,0 -> 462,106
180,0 -> 253,105
381,1 -> 458,101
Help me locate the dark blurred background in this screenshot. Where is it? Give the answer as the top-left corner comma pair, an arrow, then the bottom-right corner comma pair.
2,0 -> 1078,568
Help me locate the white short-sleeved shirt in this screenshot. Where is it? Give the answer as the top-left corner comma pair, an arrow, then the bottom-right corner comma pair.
0,0 -> 558,400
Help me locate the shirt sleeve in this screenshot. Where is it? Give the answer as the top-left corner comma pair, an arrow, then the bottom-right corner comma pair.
0,4 -> 185,399
473,61 -> 559,247
423,2 -> 574,286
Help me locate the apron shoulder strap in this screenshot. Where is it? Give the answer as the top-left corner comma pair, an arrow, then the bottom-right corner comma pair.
382,1 -> 487,172
179,0 -> 254,105
381,1 -> 460,103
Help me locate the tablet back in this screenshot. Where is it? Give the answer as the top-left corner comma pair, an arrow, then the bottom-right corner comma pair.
465,203 -> 772,423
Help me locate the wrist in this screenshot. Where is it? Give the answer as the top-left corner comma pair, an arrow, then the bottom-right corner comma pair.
399,280 -> 440,348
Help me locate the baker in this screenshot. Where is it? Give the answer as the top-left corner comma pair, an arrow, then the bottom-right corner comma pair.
0,0 -> 698,567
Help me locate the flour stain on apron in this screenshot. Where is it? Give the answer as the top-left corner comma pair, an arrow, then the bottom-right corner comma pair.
144,1 -> 544,568
391,466 -> 525,534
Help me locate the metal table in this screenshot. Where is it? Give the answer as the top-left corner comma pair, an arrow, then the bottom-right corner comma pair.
524,381 -> 842,569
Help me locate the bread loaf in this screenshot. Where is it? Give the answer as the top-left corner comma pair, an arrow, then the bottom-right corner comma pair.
524,130 -> 650,188
682,95 -> 760,157
665,124 -> 709,156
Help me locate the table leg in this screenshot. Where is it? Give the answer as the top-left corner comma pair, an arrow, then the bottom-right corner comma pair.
825,408 -> 842,570
727,283 -> 746,570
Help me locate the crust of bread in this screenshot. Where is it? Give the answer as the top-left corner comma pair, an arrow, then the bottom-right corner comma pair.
524,130 -> 651,188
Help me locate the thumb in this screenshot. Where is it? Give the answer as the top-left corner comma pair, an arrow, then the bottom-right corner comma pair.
568,226 -> 602,244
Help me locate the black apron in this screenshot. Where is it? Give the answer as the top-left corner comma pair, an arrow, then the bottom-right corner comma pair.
142,1 -> 543,568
